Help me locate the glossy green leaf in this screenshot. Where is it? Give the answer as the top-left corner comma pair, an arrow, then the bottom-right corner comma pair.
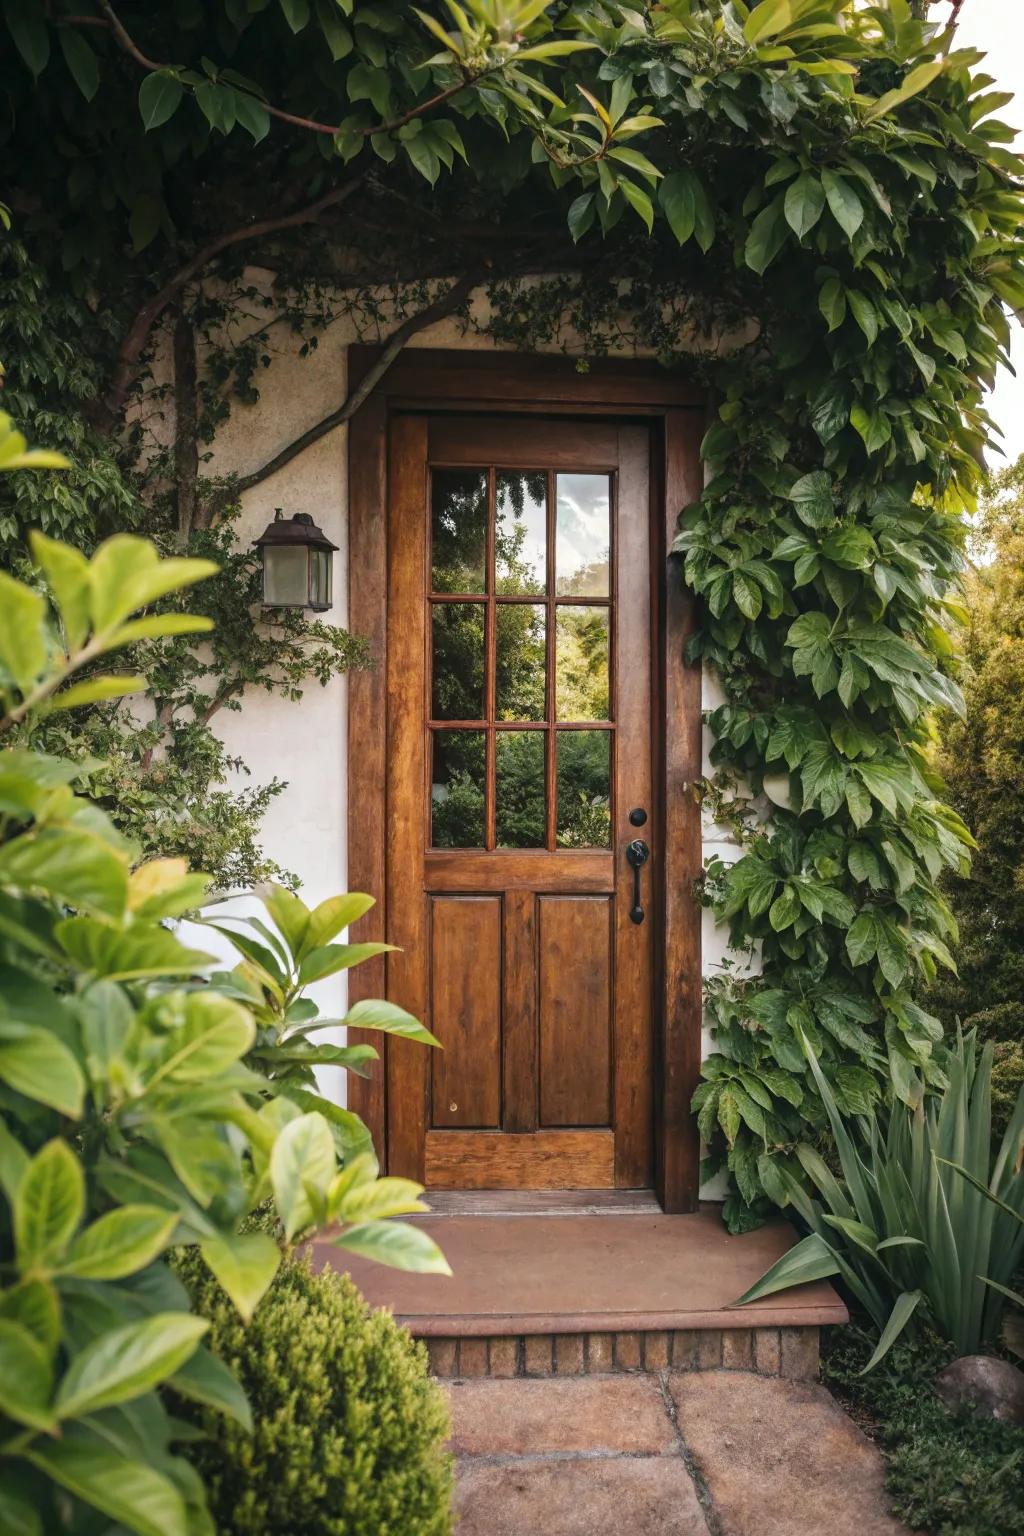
15,1139 -> 84,1270
199,1230 -> 280,1321
138,71 -> 184,131
733,1231 -> 839,1305
343,997 -> 441,1045
25,1442 -> 189,1536
334,1219 -> 452,1274
59,1205 -> 178,1279
0,1024 -> 85,1116
270,1111 -> 336,1238
0,1318 -> 55,1430
0,570 -> 46,691
821,169 -> 864,238
59,27 -> 99,101
55,1311 -> 208,1417
169,1341 -> 253,1431
783,172 -> 824,238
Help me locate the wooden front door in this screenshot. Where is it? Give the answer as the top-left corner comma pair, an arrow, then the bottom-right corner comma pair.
384,413 -> 655,1190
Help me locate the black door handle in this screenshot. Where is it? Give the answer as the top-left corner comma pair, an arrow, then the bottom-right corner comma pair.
626,838 -> 650,925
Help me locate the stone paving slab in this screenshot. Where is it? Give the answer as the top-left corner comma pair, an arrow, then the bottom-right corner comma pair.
448,1375 -> 676,1455
446,1369 -> 910,1535
669,1370 -> 908,1536
454,1458 -> 711,1536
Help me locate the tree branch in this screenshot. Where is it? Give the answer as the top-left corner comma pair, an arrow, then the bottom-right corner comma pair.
98,179 -> 363,428
222,270 -> 481,505
173,308 -> 199,542
95,1 -> 496,140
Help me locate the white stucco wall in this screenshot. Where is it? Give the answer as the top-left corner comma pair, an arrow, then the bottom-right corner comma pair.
178,275 -> 740,1161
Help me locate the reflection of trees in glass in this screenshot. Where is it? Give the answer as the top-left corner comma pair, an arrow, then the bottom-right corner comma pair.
496,732 -> 545,848
431,732 -> 485,847
556,606 -> 609,720
557,731 -> 611,848
496,471 -> 546,594
497,604 -> 545,720
432,470 -> 487,592
432,604 -> 484,719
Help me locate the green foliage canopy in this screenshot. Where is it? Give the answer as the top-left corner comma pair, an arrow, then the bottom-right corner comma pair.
3,0 -> 1023,1220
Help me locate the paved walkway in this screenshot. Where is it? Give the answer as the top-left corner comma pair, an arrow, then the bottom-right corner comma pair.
447,1370 -> 908,1536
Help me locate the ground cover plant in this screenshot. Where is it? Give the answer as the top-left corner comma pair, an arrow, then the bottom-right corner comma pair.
824,1327 -> 1024,1536
2,2 -> 1022,1229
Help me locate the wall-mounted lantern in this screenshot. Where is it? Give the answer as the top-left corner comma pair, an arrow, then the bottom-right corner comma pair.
253,510 -> 337,612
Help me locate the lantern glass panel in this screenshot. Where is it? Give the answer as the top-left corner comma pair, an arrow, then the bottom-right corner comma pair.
263,545 -> 308,607
309,548 -> 332,610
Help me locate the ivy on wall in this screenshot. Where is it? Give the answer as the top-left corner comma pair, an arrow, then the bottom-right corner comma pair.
2,0 -> 1023,1223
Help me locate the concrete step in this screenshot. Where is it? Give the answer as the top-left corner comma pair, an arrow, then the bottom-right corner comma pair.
311,1201 -> 846,1380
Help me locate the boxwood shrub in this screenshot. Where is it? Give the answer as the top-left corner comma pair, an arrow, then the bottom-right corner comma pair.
174,1248 -> 453,1536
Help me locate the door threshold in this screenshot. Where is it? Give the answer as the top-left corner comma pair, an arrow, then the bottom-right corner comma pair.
423,1188 -> 662,1217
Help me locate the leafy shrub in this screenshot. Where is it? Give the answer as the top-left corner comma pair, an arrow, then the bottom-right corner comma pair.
0,532 -> 445,1536
934,461 -> 1024,1038
737,1032 -> 1024,1365
824,1327 -> 1024,1536
960,1006 -> 1024,1136
176,1247 -> 453,1536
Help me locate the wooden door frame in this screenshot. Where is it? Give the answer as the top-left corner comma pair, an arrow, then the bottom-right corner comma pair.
346,346 -> 706,1213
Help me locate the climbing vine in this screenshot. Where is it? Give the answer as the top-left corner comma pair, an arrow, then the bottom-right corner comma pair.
3,0 -> 1023,1220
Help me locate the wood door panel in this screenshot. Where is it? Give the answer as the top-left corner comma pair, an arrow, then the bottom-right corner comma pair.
429,415 -> 619,468
503,888 -> 538,1132
424,849 -> 612,892
425,1130 -> 613,1190
538,896 -> 612,1128
429,897 -> 502,1129
386,414 -> 655,1190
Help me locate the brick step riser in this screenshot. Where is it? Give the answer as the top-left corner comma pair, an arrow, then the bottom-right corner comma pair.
425,1325 -> 819,1381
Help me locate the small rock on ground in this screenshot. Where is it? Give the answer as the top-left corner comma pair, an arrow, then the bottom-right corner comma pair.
934,1354 -> 1024,1425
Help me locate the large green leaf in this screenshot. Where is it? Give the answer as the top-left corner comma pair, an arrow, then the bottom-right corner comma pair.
199,1230 -> 280,1321
145,993 -> 255,1086
744,195 -> 788,274
299,891 -> 376,957
29,532 -> 92,651
296,940 -> 394,986
0,1023 -> 85,1116
15,1139 -> 84,1271
0,1318 -> 55,1430
59,1205 -> 178,1280
861,1290 -> 922,1371
56,916 -> 215,980
169,1342 -> 253,1431
0,569 -> 47,692
743,0 -> 793,45
24,1441 -> 189,1536
783,172 -> 824,238
333,1220 -> 452,1275
344,997 -> 441,1045
87,535 -> 215,631
333,1174 -> 428,1224
0,825 -> 128,917
821,169 -> 864,238
0,1278 -> 61,1354
270,1111 -> 336,1238
732,1231 -> 840,1305
0,1477 -> 42,1536
55,1312 -> 208,1417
